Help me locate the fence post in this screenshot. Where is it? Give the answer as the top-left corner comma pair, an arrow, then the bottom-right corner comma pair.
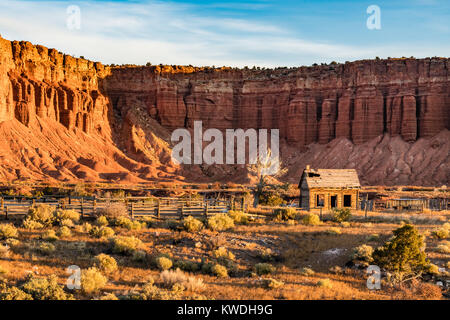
0,197 -> 3,212
130,202 -> 134,219
80,197 -> 84,219
204,201 -> 208,218
364,194 -> 369,220
32,199 -> 35,207
4,206 -> 7,220
93,197 -> 97,216
157,199 -> 160,219
180,203 -> 184,220
320,207 -> 323,221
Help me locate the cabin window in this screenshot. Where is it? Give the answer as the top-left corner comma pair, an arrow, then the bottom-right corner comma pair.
331,195 -> 337,208
343,195 -> 352,207
316,194 -> 324,207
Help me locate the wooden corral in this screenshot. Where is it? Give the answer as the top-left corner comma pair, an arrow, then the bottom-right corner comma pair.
298,166 -> 361,211
0,196 -> 248,220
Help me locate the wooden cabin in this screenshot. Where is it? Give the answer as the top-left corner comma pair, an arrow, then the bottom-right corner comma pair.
298,166 -> 361,211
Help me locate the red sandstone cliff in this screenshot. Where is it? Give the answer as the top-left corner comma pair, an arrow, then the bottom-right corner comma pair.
0,36 -> 448,186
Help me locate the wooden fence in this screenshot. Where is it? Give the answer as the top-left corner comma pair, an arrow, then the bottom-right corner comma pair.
0,196 -> 247,220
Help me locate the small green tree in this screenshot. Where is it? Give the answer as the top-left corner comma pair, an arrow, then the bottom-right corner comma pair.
372,224 -> 428,283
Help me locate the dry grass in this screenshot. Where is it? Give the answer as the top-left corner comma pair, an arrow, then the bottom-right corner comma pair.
0,207 -> 448,300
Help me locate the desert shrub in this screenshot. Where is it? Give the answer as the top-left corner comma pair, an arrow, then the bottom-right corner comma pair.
111,236 -> 143,255
351,245 -> 374,266
258,248 -> 275,262
207,213 -> 234,231
329,266 -> 343,274
159,268 -> 204,292
165,219 -> 181,231
42,229 -> 59,242
97,293 -> 119,300
274,208 -> 298,221
300,267 -> 315,276
96,202 -> 128,219
81,267 -> 108,295
436,241 -> 450,254
173,260 -> 200,273
0,284 -> 33,300
89,226 -> 115,239
57,226 -> 71,238
316,279 -> 332,289
182,216 -> 204,232
228,211 -> 249,224
26,204 -> 55,226
332,208 -> 351,222
212,247 -> 235,261
78,222 -> 93,233
340,221 -> 350,228
54,209 -> 80,225
426,263 -> 440,275
59,219 -> 74,228
0,244 -> 10,258
95,216 -> 109,227
93,254 -> 118,273
211,264 -> 228,278
0,224 -> 18,239
22,218 -> 44,230
431,228 -> 449,240
132,250 -> 147,263
5,238 -> 19,247
366,234 -> 379,241
132,280 -> 183,300
372,224 -> 428,281
302,214 -> 321,226
255,263 -> 275,275
258,192 -> 285,206
37,242 -> 56,255
326,227 -> 341,235
261,278 -> 284,289
156,256 -> 173,271
21,275 -> 73,300
114,216 -> 145,230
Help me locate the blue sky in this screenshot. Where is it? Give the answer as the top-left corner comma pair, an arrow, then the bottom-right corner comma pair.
0,0 -> 448,67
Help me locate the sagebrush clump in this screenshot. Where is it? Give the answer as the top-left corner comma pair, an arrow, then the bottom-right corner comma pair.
274,208 -> 298,221
255,263 -> 275,275
0,224 -> 18,239
211,264 -> 228,278
212,247 -> 235,261
156,256 -> 173,271
207,213 -> 234,231
351,245 -> 374,266
89,226 -> 115,239
93,254 -> 118,273
81,267 -> 108,295
21,275 -> 73,300
96,202 -> 128,219
228,211 -> 249,224
111,236 -> 143,255
332,208 -> 352,222
182,216 -> 204,232
302,214 -> 321,226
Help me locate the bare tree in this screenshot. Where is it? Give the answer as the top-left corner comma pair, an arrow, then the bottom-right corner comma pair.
246,148 -> 287,207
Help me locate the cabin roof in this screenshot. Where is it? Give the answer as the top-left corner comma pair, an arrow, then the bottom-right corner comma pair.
299,168 -> 361,189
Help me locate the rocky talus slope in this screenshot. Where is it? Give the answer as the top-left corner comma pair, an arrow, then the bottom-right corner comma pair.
0,36 -> 448,185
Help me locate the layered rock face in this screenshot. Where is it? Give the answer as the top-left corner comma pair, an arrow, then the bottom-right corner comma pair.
104,59 -> 449,146
0,36 -> 448,185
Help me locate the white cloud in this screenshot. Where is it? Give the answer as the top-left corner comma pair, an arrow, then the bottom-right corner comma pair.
0,0 -> 448,67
